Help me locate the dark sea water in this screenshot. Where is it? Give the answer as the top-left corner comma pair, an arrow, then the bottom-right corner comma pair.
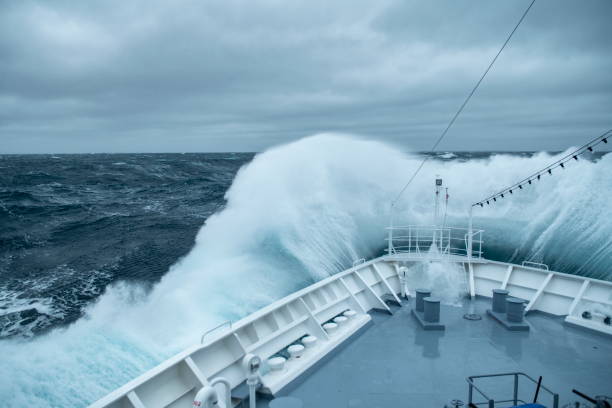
0,153 -> 253,338
1,149 -> 610,341
0,137 -> 610,408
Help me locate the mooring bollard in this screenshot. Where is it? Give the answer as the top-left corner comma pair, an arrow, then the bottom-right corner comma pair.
424,297 -> 441,323
506,298 -> 525,322
492,289 -> 509,313
416,288 -> 432,312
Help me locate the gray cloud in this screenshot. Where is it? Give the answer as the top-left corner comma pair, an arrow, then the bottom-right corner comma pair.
1,0 -> 611,153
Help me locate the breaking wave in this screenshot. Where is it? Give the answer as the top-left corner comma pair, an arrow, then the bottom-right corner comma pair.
0,134 -> 610,407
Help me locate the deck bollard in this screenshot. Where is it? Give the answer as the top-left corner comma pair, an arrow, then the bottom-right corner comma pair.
487,294 -> 529,331
424,297 -> 441,323
492,289 -> 509,313
506,298 -> 525,322
416,289 -> 432,312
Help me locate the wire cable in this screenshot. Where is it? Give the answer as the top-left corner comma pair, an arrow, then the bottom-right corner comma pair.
391,0 -> 537,207
473,128 -> 611,206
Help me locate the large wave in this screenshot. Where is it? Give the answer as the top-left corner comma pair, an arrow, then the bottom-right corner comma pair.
1,134 -> 610,407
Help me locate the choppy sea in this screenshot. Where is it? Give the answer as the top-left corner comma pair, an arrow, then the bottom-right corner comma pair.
0,135 -> 610,407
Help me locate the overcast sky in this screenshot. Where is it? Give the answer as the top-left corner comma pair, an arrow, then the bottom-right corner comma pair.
1,0 -> 611,153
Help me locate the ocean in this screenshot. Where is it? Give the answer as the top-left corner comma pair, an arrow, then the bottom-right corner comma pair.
0,135 -> 610,406
0,153 -> 253,338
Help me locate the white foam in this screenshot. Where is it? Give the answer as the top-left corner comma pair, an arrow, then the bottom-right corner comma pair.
0,134 -> 610,407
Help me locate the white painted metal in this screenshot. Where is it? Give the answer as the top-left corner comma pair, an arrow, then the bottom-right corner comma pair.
352,258 -> 366,267
434,176 -> 442,226
468,259 -> 612,335
501,265 -> 513,290
89,259 -> 400,408
565,315 -> 612,336
90,252 -> 612,408
372,263 -> 401,305
525,272 -> 554,312
126,392 -> 145,408
193,377 -> 232,408
184,356 -> 208,386
242,354 -> 260,408
467,206 -> 473,261
385,225 -> 484,259
338,277 -> 367,313
298,298 -> 329,341
201,321 -> 232,344
468,262 -> 476,299
353,270 -> 391,313
395,264 -> 410,298
522,261 -> 549,271
567,280 -> 590,316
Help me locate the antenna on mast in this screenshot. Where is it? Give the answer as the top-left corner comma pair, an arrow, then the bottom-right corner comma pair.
434,176 -> 443,226
443,187 -> 449,228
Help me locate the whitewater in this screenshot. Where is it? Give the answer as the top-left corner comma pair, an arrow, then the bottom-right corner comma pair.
1,134 -> 610,407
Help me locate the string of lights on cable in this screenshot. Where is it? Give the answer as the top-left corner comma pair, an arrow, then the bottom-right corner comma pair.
473,128 -> 611,208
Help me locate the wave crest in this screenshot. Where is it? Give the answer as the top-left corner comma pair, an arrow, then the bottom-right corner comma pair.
0,134 -> 610,407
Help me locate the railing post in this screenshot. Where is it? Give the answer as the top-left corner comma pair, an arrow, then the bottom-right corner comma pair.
432,226 -> 436,252
468,383 -> 473,405
488,399 -> 495,408
408,227 -> 412,253
381,224 -> 483,259
387,205 -> 394,255
513,373 -> 518,405
553,393 -> 559,408
467,206 -> 474,260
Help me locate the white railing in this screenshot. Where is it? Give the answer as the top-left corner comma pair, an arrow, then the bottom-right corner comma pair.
521,261 -> 549,271
89,253 -> 612,408
471,260 -> 612,336
385,225 -> 484,259
89,259 -> 402,408
200,320 -> 232,344
352,258 -> 366,267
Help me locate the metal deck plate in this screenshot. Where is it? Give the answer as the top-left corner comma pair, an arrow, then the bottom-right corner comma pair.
262,297 -> 612,407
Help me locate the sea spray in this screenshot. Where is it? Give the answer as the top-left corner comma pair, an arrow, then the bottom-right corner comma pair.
0,134 -> 610,407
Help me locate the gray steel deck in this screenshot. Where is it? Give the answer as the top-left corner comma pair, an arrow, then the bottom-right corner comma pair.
260,297 -> 612,407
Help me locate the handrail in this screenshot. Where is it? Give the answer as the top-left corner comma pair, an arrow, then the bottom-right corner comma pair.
352,258 -> 366,267
467,372 -> 559,408
201,320 -> 232,344
386,225 -> 484,232
522,261 -> 549,271
385,225 -> 484,259
389,236 -> 473,242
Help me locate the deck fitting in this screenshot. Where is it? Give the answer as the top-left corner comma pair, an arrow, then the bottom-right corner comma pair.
486,309 -> 530,331
487,290 -> 530,331
412,295 -> 446,330
411,309 -> 446,330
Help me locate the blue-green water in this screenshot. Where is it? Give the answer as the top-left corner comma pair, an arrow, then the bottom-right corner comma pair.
0,135 -> 610,407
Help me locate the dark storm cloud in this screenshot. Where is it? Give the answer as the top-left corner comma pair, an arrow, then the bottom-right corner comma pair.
0,0 -> 611,153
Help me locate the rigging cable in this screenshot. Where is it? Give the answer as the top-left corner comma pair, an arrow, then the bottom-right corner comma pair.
390,0 -> 537,209
473,129 -> 611,207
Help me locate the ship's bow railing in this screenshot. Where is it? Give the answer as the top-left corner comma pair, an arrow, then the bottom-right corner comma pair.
467,372 -> 559,408
385,225 -> 483,259
521,261 -> 549,271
